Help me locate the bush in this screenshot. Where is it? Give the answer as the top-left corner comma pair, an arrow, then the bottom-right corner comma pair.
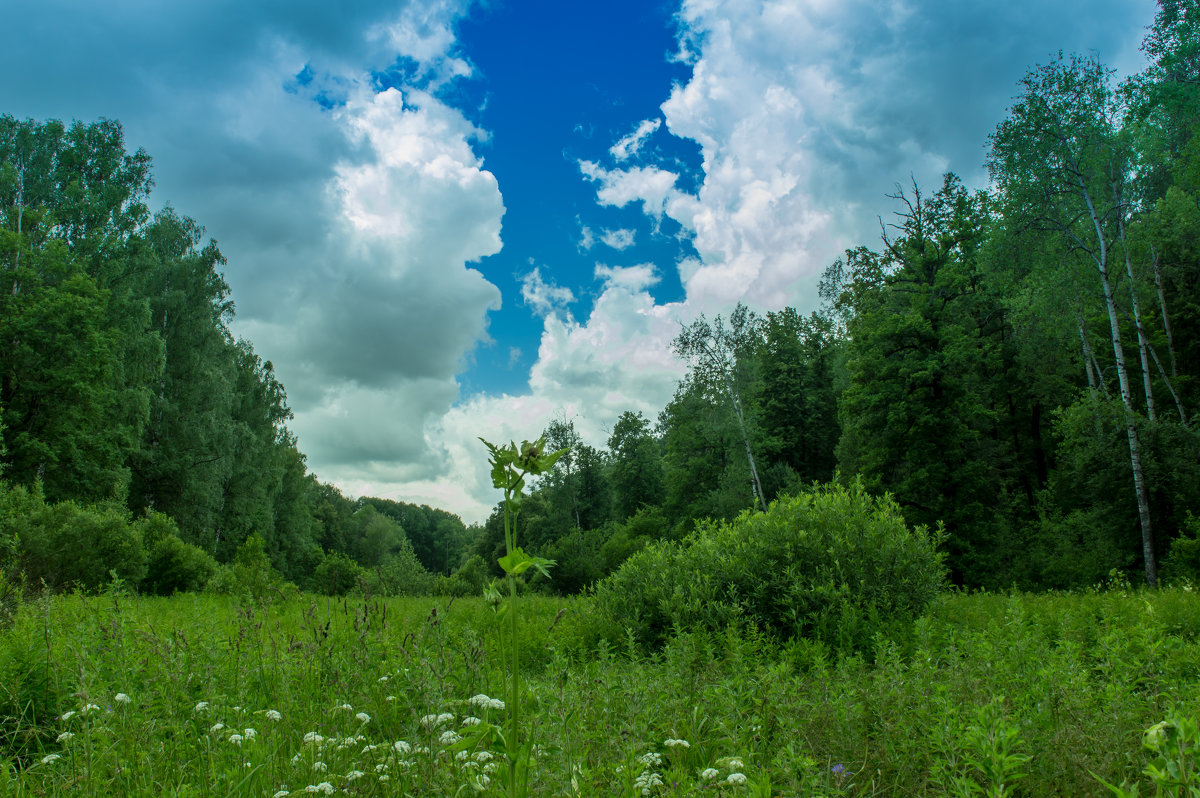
586,480 -> 946,655
142,519 -> 219,596
13,498 -> 147,591
206,533 -> 292,601
313,551 -> 364,596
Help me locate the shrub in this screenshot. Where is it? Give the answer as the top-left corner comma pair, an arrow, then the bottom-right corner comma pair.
14,498 -> 147,591
586,480 -> 946,655
142,524 -> 219,596
206,533 -> 292,601
313,551 -> 364,596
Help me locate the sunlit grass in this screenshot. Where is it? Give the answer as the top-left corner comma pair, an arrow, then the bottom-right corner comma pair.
1,587 -> 1198,795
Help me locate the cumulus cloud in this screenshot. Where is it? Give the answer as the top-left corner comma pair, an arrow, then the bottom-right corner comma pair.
520,267 -> 576,317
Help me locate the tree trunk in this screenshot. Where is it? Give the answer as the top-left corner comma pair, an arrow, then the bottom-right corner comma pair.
1081,179 -> 1157,586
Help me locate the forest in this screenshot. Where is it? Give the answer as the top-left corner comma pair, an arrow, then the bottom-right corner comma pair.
2,4 -> 1200,796
6,4 -> 1198,599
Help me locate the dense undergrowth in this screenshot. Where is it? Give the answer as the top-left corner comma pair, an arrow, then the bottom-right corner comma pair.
1,585 -> 1198,796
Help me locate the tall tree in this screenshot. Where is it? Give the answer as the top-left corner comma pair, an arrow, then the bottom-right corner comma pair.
990,55 -> 1159,585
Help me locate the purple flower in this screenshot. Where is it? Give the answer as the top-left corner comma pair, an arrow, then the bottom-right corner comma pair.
832,764 -> 846,775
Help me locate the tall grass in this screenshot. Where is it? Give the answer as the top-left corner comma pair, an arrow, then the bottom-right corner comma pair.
0,586 -> 1197,795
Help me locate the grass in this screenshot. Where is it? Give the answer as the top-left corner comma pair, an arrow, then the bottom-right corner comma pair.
1,585 -> 1198,795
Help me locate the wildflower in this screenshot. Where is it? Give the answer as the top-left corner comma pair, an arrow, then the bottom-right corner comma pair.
638,752 -> 662,768
439,730 -> 463,745
634,772 -> 664,794
41,753 -> 62,765
468,694 -> 504,711
334,703 -> 352,712
474,774 -> 491,789
243,728 -> 257,740
474,751 -> 494,763
304,784 -> 334,795
832,763 -> 846,776
114,693 -> 131,705
726,772 -> 747,786
56,731 -> 75,743
375,764 -> 388,773
462,716 -> 482,727
378,775 -> 390,783
727,758 -> 744,770
210,723 -> 226,733
194,701 -> 210,713
701,768 -> 719,779
377,675 -> 389,683
60,711 -> 76,721
664,738 -> 690,749
345,770 -> 364,781
81,703 -> 100,715
385,695 -> 396,702
303,732 -> 324,744
355,712 -> 371,724
264,709 -> 282,722
273,791 -> 290,798
361,744 -> 378,753
393,740 -> 412,755
312,761 -> 327,772
456,750 -> 471,762
229,734 -> 244,746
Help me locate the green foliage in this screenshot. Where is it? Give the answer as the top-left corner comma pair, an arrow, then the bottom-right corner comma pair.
313,551 -> 364,596
588,481 -> 946,655
205,532 -> 290,602
141,514 -> 218,595
1164,515 -> 1200,585
3,487 -> 147,591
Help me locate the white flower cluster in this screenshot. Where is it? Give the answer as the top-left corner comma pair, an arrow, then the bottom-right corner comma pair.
420,712 -> 456,728
663,738 -> 690,749
468,694 -> 505,711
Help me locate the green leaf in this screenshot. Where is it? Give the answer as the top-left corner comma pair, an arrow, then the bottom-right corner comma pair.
498,547 -> 557,577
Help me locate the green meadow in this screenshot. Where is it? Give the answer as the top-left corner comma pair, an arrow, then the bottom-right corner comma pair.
3,585 -> 1198,796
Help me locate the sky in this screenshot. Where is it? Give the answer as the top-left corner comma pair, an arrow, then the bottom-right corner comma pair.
2,0 -> 1158,524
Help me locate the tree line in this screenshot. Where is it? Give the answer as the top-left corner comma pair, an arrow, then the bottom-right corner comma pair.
0,116 -> 476,596
481,2 -> 1200,592
2,2 -> 1198,594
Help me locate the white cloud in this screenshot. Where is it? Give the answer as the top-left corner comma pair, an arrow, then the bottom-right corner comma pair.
599,227 -> 637,250
520,267 -> 576,317
609,117 -> 662,161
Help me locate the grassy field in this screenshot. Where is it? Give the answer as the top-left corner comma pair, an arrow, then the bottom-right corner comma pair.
1,584 -> 1198,796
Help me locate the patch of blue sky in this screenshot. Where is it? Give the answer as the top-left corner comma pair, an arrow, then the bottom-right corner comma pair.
452,0 -> 701,397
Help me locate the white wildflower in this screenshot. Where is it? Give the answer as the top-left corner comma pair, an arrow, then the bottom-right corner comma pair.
303,732 -> 324,744
475,774 -> 491,789
701,767 -> 720,779
312,761 -> 327,772
210,723 -> 226,733
727,758 -> 744,770
385,695 -> 396,702
375,763 -> 388,773
726,772 -> 748,786
264,709 -> 282,722
634,772 -> 663,794
273,791 -> 290,798
378,775 -> 390,782
41,753 -> 62,764
334,703 -> 352,712
229,734 -> 244,746
456,750 -> 470,762
439,730 -> 463,746
345,770 -> 364,781
462,716 -> 482,727
377,675 -> 389,683
243,728 -> 257,740
474,751 -> 494,763
114,693 -> 131,705
355,712 -> 370,724
361,744 -> 378,753
60,711 -> 76,721
393,740 -> 411,754
638,752 -> 662,768
56,732 -> 75,743
193,702 -> 210,713
304,784 -> 334,795
664,738 -> 690,749
81,703 -> 100,715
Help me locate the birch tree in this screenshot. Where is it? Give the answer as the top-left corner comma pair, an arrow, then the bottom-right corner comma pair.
989,55 -> 1159,585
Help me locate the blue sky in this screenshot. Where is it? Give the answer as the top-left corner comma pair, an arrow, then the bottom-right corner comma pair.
1,0 -> 1157,522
